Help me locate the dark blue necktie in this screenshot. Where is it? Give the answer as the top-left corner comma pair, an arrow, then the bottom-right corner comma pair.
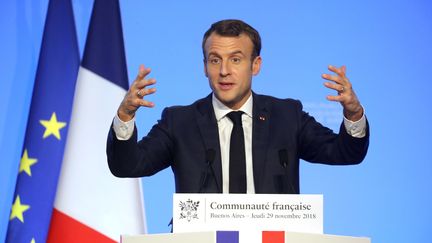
226,111 -> 246,193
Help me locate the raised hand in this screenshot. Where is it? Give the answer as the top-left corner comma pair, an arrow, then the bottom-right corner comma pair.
322,65 -> 363,121
117,65 -> 156,121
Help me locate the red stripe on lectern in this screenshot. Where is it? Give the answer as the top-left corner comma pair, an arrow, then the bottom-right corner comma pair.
47,208 -> 116,243
262,231 -> 285,243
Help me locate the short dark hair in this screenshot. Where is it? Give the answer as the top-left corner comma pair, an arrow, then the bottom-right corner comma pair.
202,19 -> 261,61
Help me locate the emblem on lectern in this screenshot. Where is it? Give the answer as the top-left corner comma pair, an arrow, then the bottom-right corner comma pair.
179,199 -> 200,222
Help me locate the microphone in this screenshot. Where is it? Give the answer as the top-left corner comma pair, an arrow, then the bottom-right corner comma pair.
279,149 -> 297,194
207,149 -> 221,193
198,149 -> 217,193
206,149 -> 216,165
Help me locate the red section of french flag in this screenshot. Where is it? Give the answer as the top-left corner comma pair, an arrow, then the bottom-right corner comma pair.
47,209 -> 115,243
262,231 -> 285,243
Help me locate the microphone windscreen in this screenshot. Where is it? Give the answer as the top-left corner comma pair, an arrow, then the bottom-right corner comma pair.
206,149 -> 216,164
278,149 -> 288,168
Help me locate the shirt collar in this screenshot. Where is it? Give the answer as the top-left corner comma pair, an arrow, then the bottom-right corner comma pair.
212,92 -> 253,121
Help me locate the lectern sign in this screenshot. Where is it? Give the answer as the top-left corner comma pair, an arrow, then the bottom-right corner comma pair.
173,194 -> 323,234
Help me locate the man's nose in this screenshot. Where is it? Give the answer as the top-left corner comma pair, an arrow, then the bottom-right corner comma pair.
219,61 -> 231,77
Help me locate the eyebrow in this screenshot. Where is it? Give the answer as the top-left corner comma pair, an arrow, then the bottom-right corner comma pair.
207,50 -> 245,57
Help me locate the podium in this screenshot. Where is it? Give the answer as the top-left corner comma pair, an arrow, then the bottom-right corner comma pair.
121,231 -> 370,243
121,194 -> 370,243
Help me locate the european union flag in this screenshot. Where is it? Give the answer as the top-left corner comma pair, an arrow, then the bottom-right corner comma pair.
6,0 -> 79,242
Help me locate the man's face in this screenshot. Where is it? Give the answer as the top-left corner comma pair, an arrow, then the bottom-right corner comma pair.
204,33 -> 261,110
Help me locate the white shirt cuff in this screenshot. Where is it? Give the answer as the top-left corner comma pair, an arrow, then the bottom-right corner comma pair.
343,111 -> 367,138
113,114 -> 135,140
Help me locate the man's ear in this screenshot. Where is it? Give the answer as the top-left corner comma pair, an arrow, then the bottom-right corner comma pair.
252,56 -> 262,76
203,59 -> 208,77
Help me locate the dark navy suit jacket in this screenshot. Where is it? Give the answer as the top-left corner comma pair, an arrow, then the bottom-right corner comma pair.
107,93 -> 369,194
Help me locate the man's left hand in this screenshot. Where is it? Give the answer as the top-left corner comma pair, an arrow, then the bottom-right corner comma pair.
322,65 -> 363,121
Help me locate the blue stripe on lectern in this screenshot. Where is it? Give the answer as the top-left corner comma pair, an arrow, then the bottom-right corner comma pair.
216,231 -> 239,243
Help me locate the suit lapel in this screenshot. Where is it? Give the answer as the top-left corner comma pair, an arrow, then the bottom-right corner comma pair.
195,94 -> 223,192
252,93 -> 270,193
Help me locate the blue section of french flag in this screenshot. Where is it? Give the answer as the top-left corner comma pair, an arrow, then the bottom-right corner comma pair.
81,0 -> 128,90
217,231 -> 239,243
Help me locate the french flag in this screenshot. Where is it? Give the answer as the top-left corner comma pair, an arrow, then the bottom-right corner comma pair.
217,231 -> 285,243
48,0 -> 145,242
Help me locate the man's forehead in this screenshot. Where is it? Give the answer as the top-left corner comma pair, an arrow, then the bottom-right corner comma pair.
204,33 -> 253,55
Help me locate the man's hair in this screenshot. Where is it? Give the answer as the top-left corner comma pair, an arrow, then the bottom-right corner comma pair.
202,19 -> 261,61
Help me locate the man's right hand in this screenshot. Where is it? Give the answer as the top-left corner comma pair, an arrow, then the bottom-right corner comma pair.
117,65 -> 156,122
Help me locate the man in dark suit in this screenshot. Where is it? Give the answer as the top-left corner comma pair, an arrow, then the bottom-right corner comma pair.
107,19 -> 369,194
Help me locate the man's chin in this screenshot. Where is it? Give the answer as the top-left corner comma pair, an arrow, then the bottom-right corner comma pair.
215,94 -> 235,107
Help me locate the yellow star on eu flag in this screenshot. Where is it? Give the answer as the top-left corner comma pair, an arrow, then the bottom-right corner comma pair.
31,238 -> 36,243
19,149 -> 38,176
10,195 -> 30,223
40,112 -> 67,140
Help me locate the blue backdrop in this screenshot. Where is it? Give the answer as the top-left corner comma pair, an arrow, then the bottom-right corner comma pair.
1,0 -> 431,242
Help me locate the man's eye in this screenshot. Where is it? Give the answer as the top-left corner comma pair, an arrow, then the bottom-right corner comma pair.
209,58 -> 221,64
231,57 -> 241,63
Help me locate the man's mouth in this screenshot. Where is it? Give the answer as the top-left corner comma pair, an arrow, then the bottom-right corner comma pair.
219,82 -> 234,90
